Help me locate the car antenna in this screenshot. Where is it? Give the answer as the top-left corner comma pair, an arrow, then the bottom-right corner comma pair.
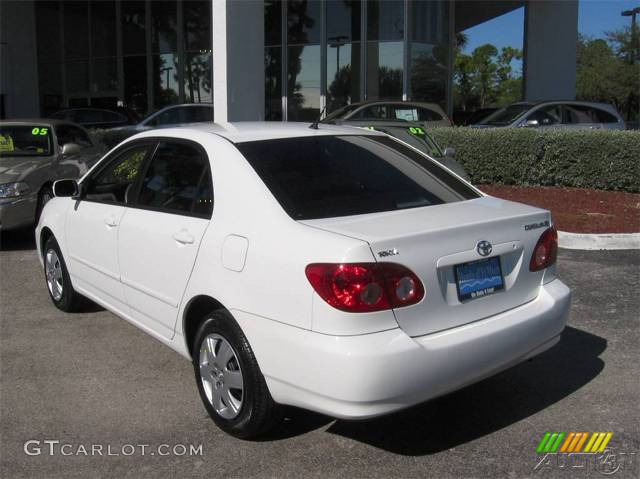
309,106 -> 326,130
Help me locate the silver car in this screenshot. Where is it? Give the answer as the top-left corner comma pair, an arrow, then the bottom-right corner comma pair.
323,100 -> 453,128
0,119 -> 102,230
473,101 -> 626,130
111,103 -> 214,136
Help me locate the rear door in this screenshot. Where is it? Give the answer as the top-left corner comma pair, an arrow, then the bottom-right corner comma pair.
118,140 -> 212,339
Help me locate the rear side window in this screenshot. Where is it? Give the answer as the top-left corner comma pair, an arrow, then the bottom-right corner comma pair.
593,108 -> 618,123
236,135 -> 478,220
564,105 -> 597,124
418,107 -> 443,121
136,141 -> 211,217
354,105 -> 389,120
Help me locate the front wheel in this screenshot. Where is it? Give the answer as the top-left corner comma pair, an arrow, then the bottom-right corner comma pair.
193,310 -> 282,439
43,236 -> 83,312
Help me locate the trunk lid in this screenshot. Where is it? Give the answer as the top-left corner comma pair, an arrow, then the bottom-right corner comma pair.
300,196 -> 552,337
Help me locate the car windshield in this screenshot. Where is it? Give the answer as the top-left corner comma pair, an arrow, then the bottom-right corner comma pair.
480,104 -> 532,126
236,135 -> 478,220
322,104 -> 361,122
0,125 -> 53,157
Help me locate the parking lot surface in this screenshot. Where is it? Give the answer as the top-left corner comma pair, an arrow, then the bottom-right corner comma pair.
1,228 -> 638,478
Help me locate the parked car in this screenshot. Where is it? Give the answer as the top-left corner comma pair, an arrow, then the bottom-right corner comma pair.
0,119 -> 103,230
472,101 -> 626,130
37,122 -> 570,438
346,121 -> 469,180
50,107 -> 140,129
111,103 -> 214,136
323,100 -> 453,128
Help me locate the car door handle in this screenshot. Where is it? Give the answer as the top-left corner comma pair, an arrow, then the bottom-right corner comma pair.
173,229 -> 195,245
104,216 -> 119,227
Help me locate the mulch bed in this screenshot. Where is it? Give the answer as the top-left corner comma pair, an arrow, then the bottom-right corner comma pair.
477,185 -> 640,234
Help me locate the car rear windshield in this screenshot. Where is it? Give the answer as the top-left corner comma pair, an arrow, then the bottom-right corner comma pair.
236,135 -> 479,220
0,125 -> 53,157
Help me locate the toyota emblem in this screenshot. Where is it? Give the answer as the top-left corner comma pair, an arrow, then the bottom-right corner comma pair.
477,240 -> 492,257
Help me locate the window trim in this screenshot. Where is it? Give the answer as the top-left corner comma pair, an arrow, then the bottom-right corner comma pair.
81,139 -> 158,206
127,137 -> 214,220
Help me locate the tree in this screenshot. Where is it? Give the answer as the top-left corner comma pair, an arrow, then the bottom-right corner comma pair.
576,31 -> 639,121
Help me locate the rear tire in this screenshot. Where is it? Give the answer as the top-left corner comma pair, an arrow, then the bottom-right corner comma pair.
193,310 -> 282,439
43,236 -> 83,312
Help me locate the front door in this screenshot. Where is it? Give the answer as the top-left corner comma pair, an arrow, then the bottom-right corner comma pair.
118,140 -> 213,339
65,142 -> 153,314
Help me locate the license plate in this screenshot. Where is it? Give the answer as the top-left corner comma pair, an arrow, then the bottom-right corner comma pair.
454,257 -> 504,302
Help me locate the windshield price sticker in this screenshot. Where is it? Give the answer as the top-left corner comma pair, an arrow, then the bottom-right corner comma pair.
31,127 -> 49,136
0,134 -> 14,152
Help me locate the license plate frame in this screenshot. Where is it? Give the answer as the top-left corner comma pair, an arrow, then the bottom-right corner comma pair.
454,256 -> 504,302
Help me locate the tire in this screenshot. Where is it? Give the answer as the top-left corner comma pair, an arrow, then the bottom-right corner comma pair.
193,310 -> 282,439
35,186 -> 53,224
43,236 -> 83,312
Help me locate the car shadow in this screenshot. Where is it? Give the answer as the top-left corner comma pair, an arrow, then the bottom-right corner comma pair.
0,226 -> 37,251
323,326 -> 605,455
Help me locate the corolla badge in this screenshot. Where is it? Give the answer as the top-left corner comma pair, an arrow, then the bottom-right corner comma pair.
476,240 -> 492,257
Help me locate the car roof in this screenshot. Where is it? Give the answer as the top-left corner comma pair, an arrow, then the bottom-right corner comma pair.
347,100 -> 444,109
131,121 -> 387,143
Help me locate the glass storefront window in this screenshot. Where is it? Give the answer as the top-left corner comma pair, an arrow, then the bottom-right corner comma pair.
265,47 -> 282,120
92,58 -> 118,92
184,1 -> 211,52
63,1 -> 89,60
366,0 -> 404,100
122,1 -> 146,56
287,45 -> 320,121
36,1 -> 61,63
409,0 -> 450,106
66,61 -> 89,93
326,0 -> 361,112
91,1 -> 116,58
153,54 -> 179,109
151,1 -> 177,54
183,53 -> 212,103
287,0 -> 321,121
124,56 -> 148,116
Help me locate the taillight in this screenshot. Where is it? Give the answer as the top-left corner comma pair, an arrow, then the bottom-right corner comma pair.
529,226 -> 558,272
305,263 -> 424,313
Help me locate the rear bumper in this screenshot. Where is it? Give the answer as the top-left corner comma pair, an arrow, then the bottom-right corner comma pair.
233,279 -> 571,419
0,194 -> 37,231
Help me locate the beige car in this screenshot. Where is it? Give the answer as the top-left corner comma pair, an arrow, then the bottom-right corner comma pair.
0,119 -> 102,230
323,100 -> 453,128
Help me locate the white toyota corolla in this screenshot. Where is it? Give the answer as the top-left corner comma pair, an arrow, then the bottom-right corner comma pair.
36,122 -> 571,438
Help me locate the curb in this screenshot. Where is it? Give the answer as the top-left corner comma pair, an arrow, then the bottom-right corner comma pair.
558,231 -> 640,251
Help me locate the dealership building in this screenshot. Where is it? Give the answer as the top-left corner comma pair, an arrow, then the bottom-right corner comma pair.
0,0 -> 578,122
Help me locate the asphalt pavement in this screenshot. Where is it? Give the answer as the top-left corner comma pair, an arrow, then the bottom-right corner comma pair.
1,227 -> 638,478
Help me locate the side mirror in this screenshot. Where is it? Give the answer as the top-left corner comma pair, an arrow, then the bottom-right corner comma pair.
443,147 -> 456,158
61,143 -> 82,155
522,119 -> 539,128
53,179 -> 79,198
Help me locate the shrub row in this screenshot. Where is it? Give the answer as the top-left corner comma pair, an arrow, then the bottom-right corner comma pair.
429,128 -> 640,193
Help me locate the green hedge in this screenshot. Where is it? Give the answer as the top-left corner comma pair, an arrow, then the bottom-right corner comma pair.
429,128 -> 640,193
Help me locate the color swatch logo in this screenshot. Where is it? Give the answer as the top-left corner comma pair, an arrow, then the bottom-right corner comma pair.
536,432 -> 613,454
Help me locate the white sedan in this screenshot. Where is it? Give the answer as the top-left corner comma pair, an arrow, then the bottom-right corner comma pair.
36,122 -> 571,438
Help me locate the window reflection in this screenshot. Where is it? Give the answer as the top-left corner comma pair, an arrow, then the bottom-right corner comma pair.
124,57 -> 148,116
184,53 -> 212,103
410,0 -> 449,106
326,0 -> 361,112
287,0 -> 320,121
366,0 -> 404,100
153,54 -> 179,109
265,47 -> 283,120
122,1 -> 146,56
